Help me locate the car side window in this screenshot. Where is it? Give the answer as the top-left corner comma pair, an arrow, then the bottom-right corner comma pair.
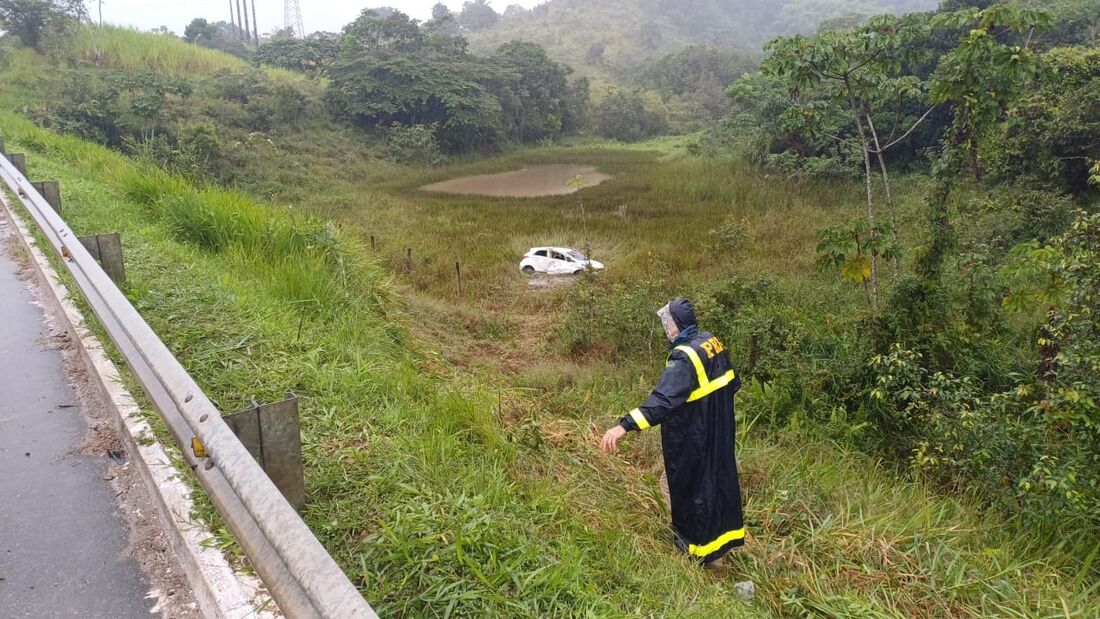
551,251 -> 565,261
534,250 -> 548,257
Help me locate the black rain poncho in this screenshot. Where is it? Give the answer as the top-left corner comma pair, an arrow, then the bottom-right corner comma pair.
619,298 -> 745,564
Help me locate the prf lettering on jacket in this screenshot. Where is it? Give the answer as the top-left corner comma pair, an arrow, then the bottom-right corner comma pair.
700,336 -> 725,359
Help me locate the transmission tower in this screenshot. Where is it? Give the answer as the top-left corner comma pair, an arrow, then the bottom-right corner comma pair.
284,0 -> 305,38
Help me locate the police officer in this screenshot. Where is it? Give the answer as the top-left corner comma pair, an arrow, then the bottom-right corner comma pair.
598,298 -> 745,566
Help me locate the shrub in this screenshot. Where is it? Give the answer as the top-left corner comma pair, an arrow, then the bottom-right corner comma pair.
591,90 -> 668,142
383,123 -> 444,167
707,214 -> 753,255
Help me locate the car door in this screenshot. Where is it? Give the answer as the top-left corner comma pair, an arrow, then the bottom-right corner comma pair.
532,249 -> 550,271
549,251 -> 573,274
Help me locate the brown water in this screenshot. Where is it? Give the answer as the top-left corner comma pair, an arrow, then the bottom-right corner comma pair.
421,164 -> 612,198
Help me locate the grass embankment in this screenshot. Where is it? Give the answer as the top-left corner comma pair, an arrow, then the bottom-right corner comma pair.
68,25 -> 246,73
3,107 -> 1096,616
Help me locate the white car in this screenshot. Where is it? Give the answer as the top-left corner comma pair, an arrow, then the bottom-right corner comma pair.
520,247 -> 604,275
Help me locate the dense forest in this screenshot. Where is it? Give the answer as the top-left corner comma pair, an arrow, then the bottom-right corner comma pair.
467,0 -> 939,70
1,0 -> 1099,615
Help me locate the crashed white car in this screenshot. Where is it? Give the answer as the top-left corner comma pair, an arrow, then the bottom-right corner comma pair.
520,247 -> 604,275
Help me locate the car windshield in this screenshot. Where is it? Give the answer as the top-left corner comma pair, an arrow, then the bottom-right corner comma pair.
566,250 -> 587,262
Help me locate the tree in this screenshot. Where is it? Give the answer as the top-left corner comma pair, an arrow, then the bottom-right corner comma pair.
327,10 -> 501,152
0,0 -> 85,51
644,46 -> 758,122
253,34 -> 339,75
490,41 -> 580,142
183,17 -> 218,44
592,90 -> 667,142
503,4 -> 527,19
341,9 -> 425,54
426,2 -> 459,36
585,42 -> 605,66
765,15 -> 932,305
982,46 -> 1100,194
458,0 -> 499,32
180,18 -> 251,57
928,4 -> 1051,179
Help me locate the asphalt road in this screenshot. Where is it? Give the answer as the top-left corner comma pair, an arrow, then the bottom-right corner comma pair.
0,233 -> 154,617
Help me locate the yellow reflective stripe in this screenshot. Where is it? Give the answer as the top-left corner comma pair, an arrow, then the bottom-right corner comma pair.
675,345 -> 708,389
687,528 -> 746,557
671,345 -> 736,403
629,408 -> 650,431
687,370 -> 736,402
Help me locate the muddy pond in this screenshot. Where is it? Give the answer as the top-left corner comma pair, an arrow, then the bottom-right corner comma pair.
421,164 -> 611,198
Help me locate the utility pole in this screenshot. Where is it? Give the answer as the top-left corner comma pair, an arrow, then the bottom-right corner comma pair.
242,0 -> 251,43
251,0 -> 260,43
229,0 -> 236,34
235,0 -> 245,40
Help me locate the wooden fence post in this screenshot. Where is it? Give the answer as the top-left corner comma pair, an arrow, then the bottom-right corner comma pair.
77,232 -> 126,286
31,180 -> 62,214
6,153 -> 27,176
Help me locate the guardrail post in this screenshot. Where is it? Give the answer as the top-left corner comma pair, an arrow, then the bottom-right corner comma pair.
31,180 -> 62,214
1,137 -> 378,617
77,233 -> 126,287
6,153 -> 27,176
225,393 -> 306,511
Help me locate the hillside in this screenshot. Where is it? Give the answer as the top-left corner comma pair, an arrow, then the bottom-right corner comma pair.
2,12 -> 1099,618
467,0 -> 939,78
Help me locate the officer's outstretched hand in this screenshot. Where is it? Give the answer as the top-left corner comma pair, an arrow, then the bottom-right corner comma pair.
599,425 -> 627,454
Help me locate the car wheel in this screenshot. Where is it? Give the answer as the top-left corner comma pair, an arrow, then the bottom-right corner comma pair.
522,265 -> 536,275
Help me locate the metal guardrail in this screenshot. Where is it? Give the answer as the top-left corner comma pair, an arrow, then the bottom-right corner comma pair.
0,153 -> 378,619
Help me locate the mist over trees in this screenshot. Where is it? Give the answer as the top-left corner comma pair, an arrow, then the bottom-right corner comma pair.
468,0 -> 941,74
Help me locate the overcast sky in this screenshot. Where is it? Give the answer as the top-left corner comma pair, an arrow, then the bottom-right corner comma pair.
92,0 -> 541,36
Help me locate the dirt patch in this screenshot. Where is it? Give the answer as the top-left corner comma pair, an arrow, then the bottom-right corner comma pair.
421,164 -> 612,198
526,274 -> 576,288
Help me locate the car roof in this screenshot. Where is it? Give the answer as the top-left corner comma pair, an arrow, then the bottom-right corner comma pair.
529,247 -> 579,252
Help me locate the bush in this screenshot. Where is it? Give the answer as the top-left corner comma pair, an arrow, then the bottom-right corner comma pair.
206,69 -> 308,131
383,123 -> 444,166
982,46 -> 1100,195
862,211 -> 1100,535
591,90 -> 668,142
963,184 -> 1076,250
707,214 -> 754,255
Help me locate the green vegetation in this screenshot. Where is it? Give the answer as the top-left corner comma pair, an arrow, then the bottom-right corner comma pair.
5,112 -> 1096,617
467,0 -> 939,77
69,24 -> 248,73
325,10 -> 588,153
2,2 -> 1100,617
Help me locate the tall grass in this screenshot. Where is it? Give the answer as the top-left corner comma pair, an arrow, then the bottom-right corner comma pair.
65,25 -> 312,89
68,25 -> 246,74
3,30 -> 1098,613
4,112 -> 1096,616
